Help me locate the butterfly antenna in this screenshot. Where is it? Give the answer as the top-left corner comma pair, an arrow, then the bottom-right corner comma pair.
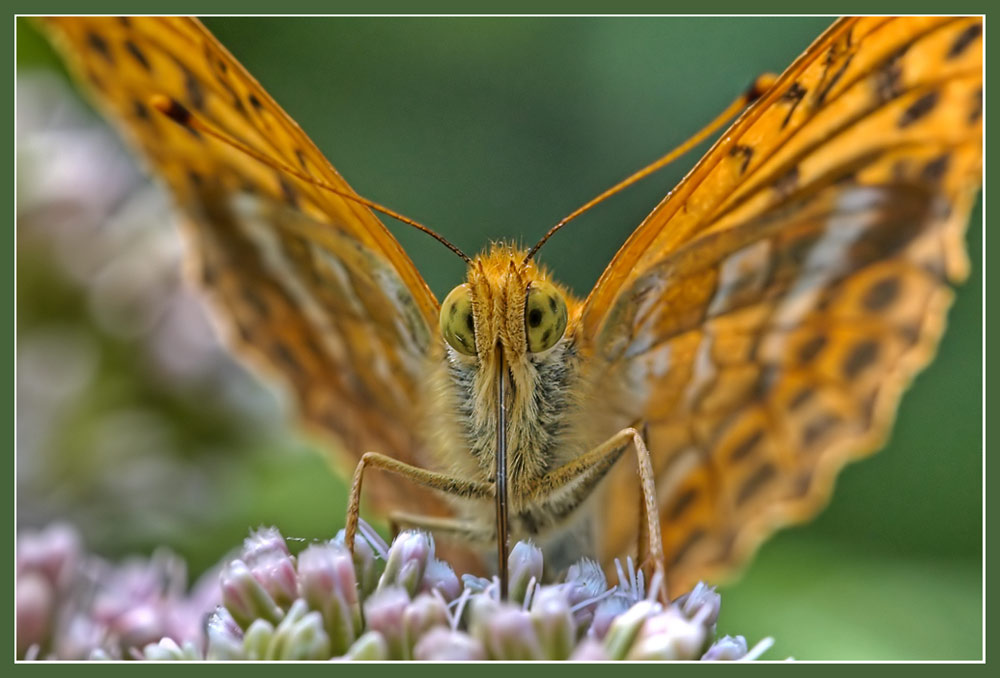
149,95 -> 473,264
523,73 -> 777,263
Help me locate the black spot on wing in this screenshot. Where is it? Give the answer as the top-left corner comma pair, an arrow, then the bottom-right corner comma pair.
815,50 -> 853,106
736,462 -> 776,506
898,323 -> 921,347
846,189 -> 932,263
159,97 -> 202,140
779,227 -> 820,269
132,99 -> 151,122
798,335 -> 827,364
834,171 -> 858,186
780,82 -> 806,129
873,47 -> 905,103
667,487 -> 699,522
843,339 -> 879,379
86,32 -> 113,63
898,91 -> 939,128
792,471 -> 813,498
802,412 -> 840,448
241,286 -> 269,317
862,276 -> 900,311
235,321 -> 253,342
969,87 -> 983,124
730,428 -> 764,463
755,365 -> 779,400
729,144 -> 754,174
278,176 -> 299,208
232,96 -> 249,118
774,166 -> 799,197
200,261 -> 217,286
273,341 -> 303,376
789,385 -> 815,410
920,154 -> 950,185
182,65 -> 206,111
123,39 -> 151,71
156,96 -> 192,126
668,528 -> 707,569
85,69 -> 106,92
947,22 -> 982,60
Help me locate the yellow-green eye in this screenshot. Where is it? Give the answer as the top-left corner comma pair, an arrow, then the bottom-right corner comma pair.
525,280 -> 568,353
440,284 -> 477,356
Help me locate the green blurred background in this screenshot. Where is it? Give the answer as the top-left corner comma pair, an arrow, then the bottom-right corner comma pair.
16,17 -> 981,659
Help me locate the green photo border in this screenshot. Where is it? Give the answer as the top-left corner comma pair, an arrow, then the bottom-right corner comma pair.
6,2 -> 990,672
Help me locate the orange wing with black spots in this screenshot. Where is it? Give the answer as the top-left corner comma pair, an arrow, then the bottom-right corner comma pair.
40,16 -> 454,525
579,17 -> 981,592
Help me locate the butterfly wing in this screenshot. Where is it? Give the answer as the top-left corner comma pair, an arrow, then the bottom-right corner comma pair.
576,17 -> 982,592
41,17 -> 456,525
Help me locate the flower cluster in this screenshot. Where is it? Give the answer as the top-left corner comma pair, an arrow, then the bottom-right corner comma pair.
17,522 -> 772,661
16,523 -> 220,660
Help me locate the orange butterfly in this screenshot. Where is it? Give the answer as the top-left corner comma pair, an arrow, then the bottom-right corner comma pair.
40,16 -> 982,595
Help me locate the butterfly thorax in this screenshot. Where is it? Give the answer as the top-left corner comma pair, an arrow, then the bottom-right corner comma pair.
427,245 -> 588,535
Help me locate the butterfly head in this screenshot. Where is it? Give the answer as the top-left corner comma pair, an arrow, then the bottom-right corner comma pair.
439,244 -> 573,368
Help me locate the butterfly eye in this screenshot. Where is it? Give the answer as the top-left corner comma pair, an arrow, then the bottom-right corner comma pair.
440,284 -> 477,356
525,280 -> 568,353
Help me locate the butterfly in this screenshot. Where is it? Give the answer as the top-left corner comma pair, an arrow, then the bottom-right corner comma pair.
40,16 -> 982,595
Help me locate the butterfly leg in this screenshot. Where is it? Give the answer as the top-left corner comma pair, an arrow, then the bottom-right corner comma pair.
525,426 -> 666,601
345,451 -> 493,558
387,511 -> 493,543
636,423 -> 652,572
